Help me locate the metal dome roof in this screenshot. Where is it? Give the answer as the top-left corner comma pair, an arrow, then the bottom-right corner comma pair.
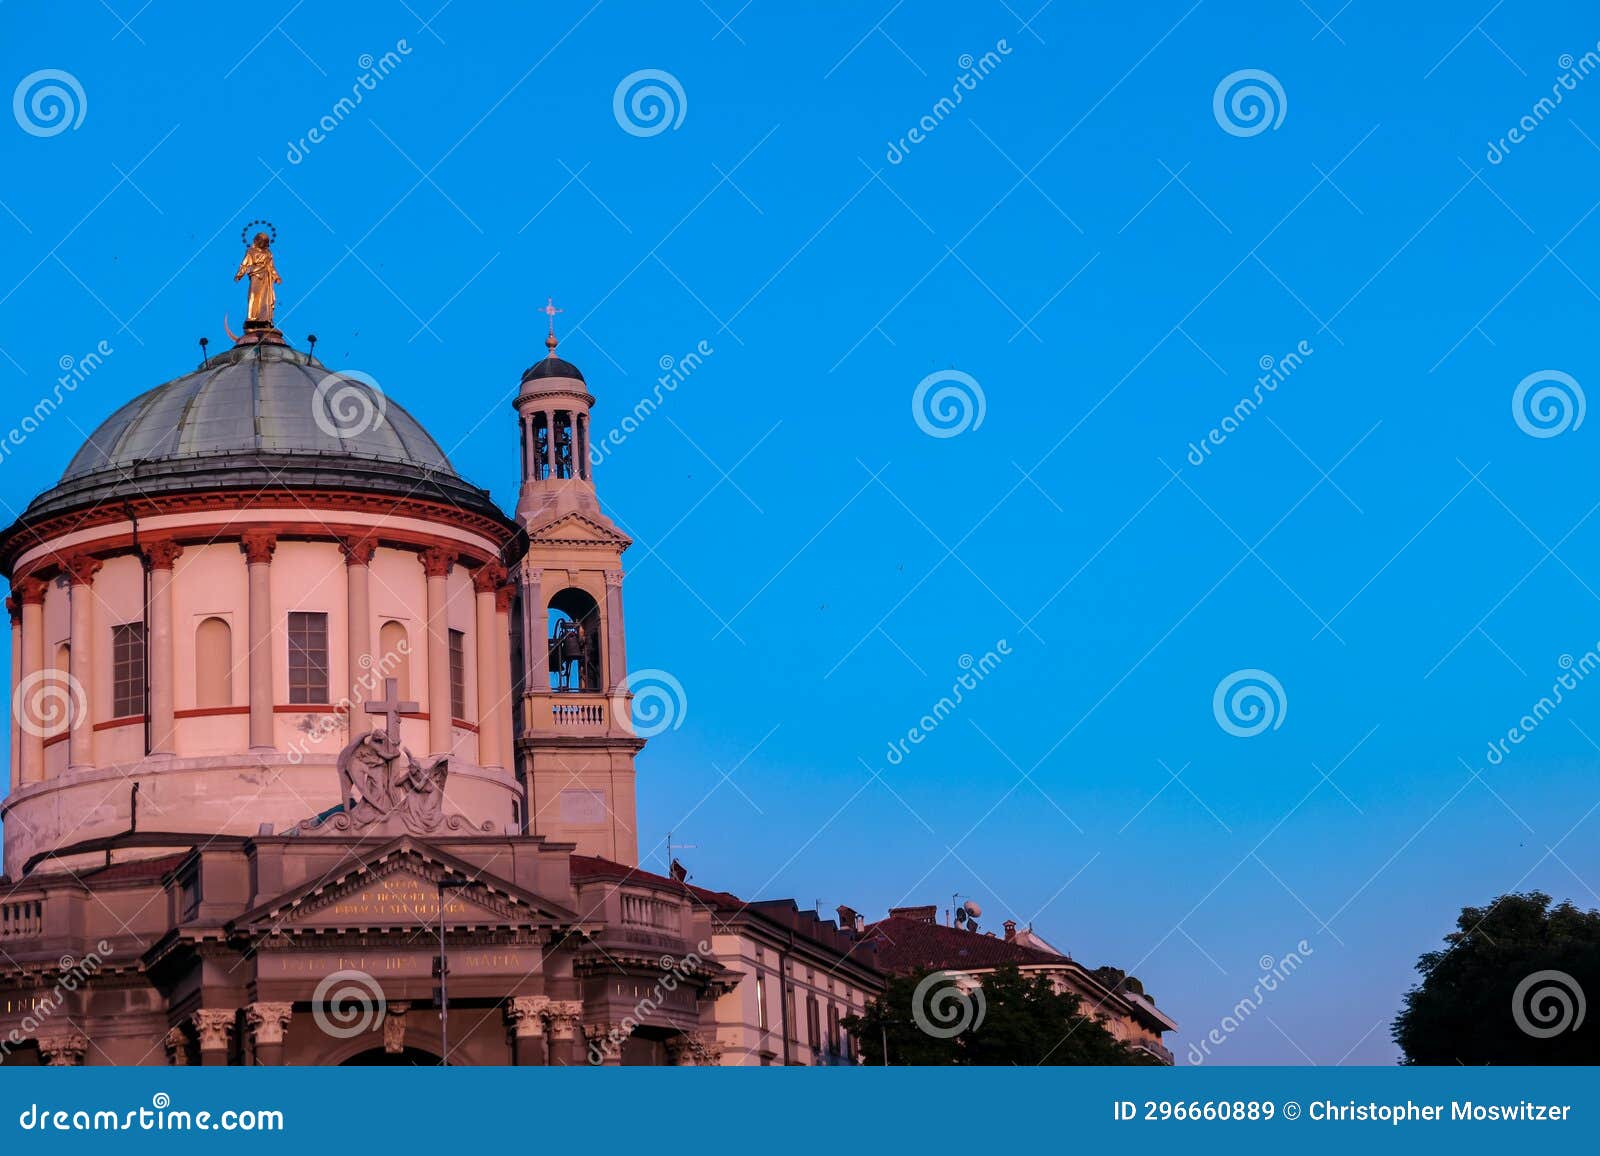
64,339 -> 454,480
5,337 -> 511,531
520,355 -> 586,384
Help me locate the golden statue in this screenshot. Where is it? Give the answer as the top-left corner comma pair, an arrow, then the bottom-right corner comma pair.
234,231 -> 282,327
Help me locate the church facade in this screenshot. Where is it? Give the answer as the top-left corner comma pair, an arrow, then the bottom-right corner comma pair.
0,270 -> 881,1065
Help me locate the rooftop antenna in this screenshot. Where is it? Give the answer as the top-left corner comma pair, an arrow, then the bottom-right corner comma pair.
197,336 -> 209,367
306,333 -> 318,361
953,897 -> 982,932
665,830 -> 697,865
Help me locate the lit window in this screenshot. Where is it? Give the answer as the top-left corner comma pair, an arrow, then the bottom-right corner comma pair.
287,612 -> 329,705
111,623 -> 145,718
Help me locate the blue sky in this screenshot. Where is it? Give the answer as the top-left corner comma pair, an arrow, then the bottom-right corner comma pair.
6,0 -> 1600,1064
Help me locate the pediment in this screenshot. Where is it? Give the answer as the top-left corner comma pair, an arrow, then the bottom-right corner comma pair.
232,839 -> 581,934
527,511 -> 631,548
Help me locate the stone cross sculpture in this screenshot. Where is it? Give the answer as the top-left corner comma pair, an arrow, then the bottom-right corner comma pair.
293,678 -> 491,837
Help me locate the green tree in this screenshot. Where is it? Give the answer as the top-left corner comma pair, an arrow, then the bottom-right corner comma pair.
1393,891 -> 1599,1064
843,964 -> 1157,1065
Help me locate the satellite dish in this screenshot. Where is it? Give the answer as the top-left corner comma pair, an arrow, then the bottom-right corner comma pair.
962,900 -> 982,919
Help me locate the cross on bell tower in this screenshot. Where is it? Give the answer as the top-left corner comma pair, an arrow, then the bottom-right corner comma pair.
541,296 -> 563,357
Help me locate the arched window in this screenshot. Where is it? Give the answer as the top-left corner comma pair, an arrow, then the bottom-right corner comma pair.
547,587 -> 601,692
53,643 -> 71,735
379,621 -> 411,698
195,617 -> 232,708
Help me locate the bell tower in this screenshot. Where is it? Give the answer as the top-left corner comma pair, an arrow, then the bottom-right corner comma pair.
510,301 -> 642,864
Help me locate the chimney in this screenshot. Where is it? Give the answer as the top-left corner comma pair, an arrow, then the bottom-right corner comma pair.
887,904 -> 938,924
1003,919 -> 1017,942
836,904 -> 864,933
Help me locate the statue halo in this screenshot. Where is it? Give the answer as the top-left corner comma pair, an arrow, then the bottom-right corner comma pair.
240,219 -> 278,246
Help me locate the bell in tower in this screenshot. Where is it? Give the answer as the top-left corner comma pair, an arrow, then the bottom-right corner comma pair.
508,300 -> 644,865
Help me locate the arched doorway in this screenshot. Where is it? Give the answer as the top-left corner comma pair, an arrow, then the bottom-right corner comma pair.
546,587 -> 601,692
339,1046 -> 444,1066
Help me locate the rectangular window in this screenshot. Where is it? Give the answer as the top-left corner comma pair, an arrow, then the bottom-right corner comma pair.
449,628 -> 467,720
807,994 -> 820,1051
287,612 -> 329,705
828,1003 -> 840,1051
111,622 -> 145,718
755,973 -> 768,1031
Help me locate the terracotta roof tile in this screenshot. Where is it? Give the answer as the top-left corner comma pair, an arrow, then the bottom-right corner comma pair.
859,915 -> 1067,974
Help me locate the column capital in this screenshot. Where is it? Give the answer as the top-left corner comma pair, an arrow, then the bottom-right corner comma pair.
545,999 -> 584,1040
163,1026 -> 195,1066
14,576 -> 48,606
472,561 -> 508,593
494,584 -> 516,614
240,530 -> 278,565
61,552 -> 104,587
6,596 -> 19,626
191,1008 -> 237,1053
419,545 -> 457,578
38,1031 -> 90,1066
339,535 -> 378,567
605,569 -> 624,588
142,538 -> 184,571
505,995 -> 549,1037
244,1002 -> 294,1047
665,1031 -> 723,1066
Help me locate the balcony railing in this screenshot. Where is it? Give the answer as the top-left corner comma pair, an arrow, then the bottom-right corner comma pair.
0,899 -> 42,940
1131,1038 -> 1174,1065
527,692 -> 609,732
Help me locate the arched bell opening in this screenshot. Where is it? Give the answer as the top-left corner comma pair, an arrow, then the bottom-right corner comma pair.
547,587 -> 602,692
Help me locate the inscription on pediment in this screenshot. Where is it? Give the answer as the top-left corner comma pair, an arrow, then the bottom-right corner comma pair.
285,868 -> 512,928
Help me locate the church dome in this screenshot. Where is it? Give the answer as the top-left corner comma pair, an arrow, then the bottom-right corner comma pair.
15,337 -> 507,526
